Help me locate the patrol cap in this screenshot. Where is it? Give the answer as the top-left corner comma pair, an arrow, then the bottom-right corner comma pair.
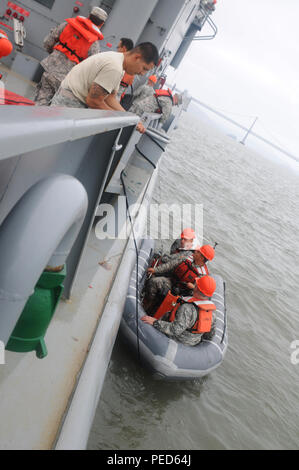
90,7 -> 108,22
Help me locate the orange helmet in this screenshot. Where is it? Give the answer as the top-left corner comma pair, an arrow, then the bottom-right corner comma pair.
180,228 -> 195,240
195,276 -> 216,297
148,75 -> 157,84
198,244 -> 215,261
0,30 -> 13,58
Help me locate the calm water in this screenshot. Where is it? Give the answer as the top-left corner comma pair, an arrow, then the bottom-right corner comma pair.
88,112 -> 299,450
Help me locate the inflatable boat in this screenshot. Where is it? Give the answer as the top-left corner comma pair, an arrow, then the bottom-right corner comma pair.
120,239 -> 228,380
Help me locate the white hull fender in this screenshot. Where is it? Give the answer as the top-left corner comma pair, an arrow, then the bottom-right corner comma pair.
121,239 -> 228,380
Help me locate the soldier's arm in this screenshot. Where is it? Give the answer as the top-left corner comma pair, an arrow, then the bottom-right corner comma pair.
154,254 -> 184,275
105,91 -> 126,111
153,304 -> 196,338
129,102 -> 143,117
86,86 -> 145,132
43,22 -> 67,53
86,83 -> 113,110
159,99 -> 172,124
133,85 -> 145,100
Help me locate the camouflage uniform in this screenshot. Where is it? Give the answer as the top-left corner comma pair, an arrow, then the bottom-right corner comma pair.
170,238 -> 182,255
145,251 -> 193,299
131,84 -> 153,105
34,22 -> 101,106
50,86 -> 87,108
129,94 -> 173,124
153,301 -> 216,347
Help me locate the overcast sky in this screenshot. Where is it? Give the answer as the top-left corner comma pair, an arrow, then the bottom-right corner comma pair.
168,0 -> 299,161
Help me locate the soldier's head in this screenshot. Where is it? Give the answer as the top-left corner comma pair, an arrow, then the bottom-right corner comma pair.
180,228 -> 195,250
117,38 -> 134,53
123,42 -> 159,76
193,245 -> 215,266
89,7 -> 108,28
194,276 -> 216,299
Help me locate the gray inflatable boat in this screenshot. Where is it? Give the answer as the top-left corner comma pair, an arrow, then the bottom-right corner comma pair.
120,238 -> 228,380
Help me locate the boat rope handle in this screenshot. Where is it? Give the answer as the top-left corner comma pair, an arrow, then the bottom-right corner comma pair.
134,145 -> 156,169
144,132 -> 166,152
120,169 -> 141,361
220,281 -> 227,344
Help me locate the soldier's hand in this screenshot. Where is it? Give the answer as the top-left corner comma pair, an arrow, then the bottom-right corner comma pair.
187,282 -> 195,289
136,121 -> 146,134
147,268 -> 155,274
141,315 -> 157,325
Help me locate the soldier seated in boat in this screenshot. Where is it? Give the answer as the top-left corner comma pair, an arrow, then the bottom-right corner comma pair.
144,244 -> 215,314
129,87 -> 182,126
141,276 -> 217,347
169,227 -> 198,257
151,227 -> 198,267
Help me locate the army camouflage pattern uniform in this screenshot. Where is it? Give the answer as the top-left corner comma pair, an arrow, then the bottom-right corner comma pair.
153,301 -> 216,347
159,238 -> 194,263
50,86 -> 87,107
35,22 -> 101,106
130,84 -> 154,105
129,94 -> 173,124
145,251 -> 193,299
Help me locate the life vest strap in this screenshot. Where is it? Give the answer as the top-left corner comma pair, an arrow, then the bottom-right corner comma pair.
56,41 -> 84,62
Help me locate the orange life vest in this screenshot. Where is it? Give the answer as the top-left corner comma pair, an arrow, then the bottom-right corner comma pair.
0,29 -> 13,58
120,72 -> 135,100
172,259 -> 209,287
54,16 -> 103,64
154,293 -> 216,334
120,72 -> 134,89
171,297 -> 216,334
154,88 -> 174,113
